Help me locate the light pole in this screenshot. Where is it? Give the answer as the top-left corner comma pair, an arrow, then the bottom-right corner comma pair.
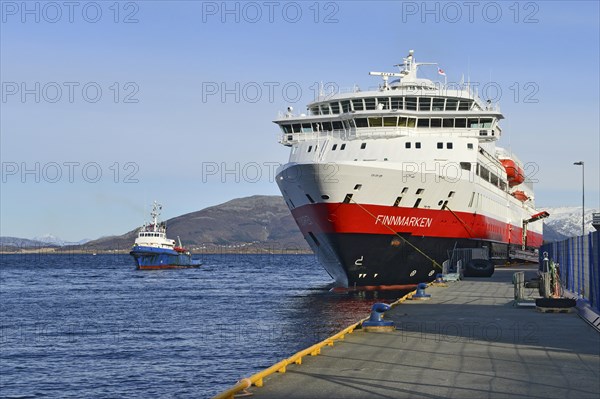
574,161 -> 585,236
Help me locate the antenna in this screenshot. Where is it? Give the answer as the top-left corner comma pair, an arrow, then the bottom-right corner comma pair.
369,71 -> 403,89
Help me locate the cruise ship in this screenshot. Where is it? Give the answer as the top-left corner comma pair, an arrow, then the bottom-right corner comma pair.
274,50 -> 546,288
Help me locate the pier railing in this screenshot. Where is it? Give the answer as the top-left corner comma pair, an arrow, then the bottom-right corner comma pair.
540,231 -> 600,312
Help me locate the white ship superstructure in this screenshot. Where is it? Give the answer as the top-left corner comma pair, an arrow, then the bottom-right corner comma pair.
274,50 -> 545,287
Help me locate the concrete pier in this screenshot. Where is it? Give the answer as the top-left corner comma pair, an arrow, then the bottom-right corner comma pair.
248,266 -> 600,399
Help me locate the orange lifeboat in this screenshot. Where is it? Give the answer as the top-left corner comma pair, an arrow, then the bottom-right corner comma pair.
500,159 -> 525,187
511,190 -> 529,202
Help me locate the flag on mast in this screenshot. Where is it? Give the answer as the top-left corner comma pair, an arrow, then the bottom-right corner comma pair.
438,68 -> 446,76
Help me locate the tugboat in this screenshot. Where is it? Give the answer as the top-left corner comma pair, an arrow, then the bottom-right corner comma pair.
130,202 -> 202,270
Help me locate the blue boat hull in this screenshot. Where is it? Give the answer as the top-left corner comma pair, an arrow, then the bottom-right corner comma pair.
129,246 -> 201,269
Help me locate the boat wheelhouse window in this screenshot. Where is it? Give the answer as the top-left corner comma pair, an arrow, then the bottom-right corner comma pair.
364,98 -> 376,110
407,118 -> 416,127
368,117 -> 383,127
405,142 -> 411,149
312,122 -> 320,132
445,99 -> 458,111
302,123 -> 312,133
322,122 -> 333,131
490,173 -> 499,186
432,98 -> 445,111
383,117 -> 397,127
443,118 -> 453,128
430,118 -> 442,128
405,97 -> 417,110
437,142 -> 443,149
292,124 -> 302,133
341,100 -> 351,113
282,125 -> 292,134
332,144 -> 337,150
332,121 -> 343,130
417,118 -> 429,128
340,143 -> 346,150
446,142 -> 453,149
352,99 -> 364,111
391,97 -> 403,110
455,118 -> 467,128
310,106 -> 320,115
320,104 -> 331,115
398,117 -> 408,127
308,145 -> 312,152
480,118 -> 493,128
458,101 -> 471,111
415,142 -> 421,149
330,102 -> 340,114
468,118 -> 480,128
419,97 -> 431,111
354,118 -> 368,128
377,97 -> 390,109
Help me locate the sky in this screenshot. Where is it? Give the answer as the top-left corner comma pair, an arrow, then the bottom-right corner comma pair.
1,0 -> 599,241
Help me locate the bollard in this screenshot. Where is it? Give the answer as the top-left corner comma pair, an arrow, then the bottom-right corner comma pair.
435,273 -> 445,283
362,303 -> 395,332
411,283 -> 431,300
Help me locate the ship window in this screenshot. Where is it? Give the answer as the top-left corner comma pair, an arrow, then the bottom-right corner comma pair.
292,123 -> 301,133
406,97 -> 417,110
355,118 -> 368,128
332,121 -> 343,130
368,117 -> 383,127
413,198 -> 422,208
340,144 -> 346,150
322,122 -> 333,131
343,193 -> 353,203
393,197 -> 402,207
281,125 -> 292,133
467,143 -> 474,149
352,98 -> 364,111
320,104 -> 331,115
468,118 -> 480,128
306,194 -> 315,203
364,98 -> 376,110
402,187 -> 409,194
437,142 -> 443,149
383,117 -> 397,127
468,192 -> 475,207
416,188 -> 424,194
480,166 -> 490,181
377,97 -> 390,109
490,173 -> 499,186
417,118 -> 429,128
330,102 -> 340,114
341,100 -> 351,113
354,184 -> 362,190
432,98 -> 445,111
419,97 -> 431,111
446,142 -> 453,149
431,118 -> 442,128
442,118 -> 453,128
448,191 -> 455,198
499,180 -> 507,191
405,142 -> 411,149
415,142 -> 421,149
308,145 -> 312,152
455,118 -> 466,128
332,144 -> 337,150
407,118 -> 416,127
460,162 -> 471,171
398,117 -> 408,127
480,118 -> 493,128
302,123 -> 312,133
391,97 -> 403,110
360,143 -> 367,149
310,106 -> 320,115
321,195 -> 330,200
445,99 -> 458,111
458,101 -> 471,111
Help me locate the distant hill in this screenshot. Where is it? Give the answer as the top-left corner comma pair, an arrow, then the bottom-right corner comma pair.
541,206 -> 598,241
0,236 -> 55,249
80,195 -> 309,252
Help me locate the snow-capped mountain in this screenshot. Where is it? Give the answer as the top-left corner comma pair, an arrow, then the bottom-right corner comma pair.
31,234 -> 91,247
541,206 -> 598,240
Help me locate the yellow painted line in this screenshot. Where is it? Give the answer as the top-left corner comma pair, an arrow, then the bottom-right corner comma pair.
212,288 -> 419,399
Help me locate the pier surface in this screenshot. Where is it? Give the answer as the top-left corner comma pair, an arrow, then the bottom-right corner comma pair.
249,266 -> 600,399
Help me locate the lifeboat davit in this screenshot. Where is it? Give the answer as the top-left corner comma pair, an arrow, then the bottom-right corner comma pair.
511,190 -> 529,202
500,159 -> 525,187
